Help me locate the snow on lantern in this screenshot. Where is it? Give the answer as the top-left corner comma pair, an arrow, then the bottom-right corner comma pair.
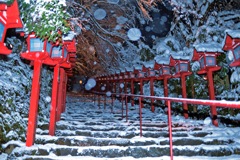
222,30 -> 240,67
0,0 -> 23,54
192,43 -> 224,127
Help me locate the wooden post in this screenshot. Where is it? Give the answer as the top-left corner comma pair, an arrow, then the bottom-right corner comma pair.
26,60 -> 42,147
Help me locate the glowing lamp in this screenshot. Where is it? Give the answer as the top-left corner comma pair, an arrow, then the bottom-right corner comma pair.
193,43 -> 222,74
148,70 -> 155,77
21,33 -> 52,61
130,72 -> 135,78
159,66 -> 170,76
138,71 -> 145,78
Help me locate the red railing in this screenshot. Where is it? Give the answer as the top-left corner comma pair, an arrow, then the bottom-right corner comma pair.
90,91 -> 240,160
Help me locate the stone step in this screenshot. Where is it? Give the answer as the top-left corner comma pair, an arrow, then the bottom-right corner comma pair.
10,144 -> 240,158
36,128 -> 211,139
34,135 -> 234,147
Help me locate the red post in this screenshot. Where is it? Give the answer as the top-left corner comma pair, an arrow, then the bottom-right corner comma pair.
126,96 -> 128,122
62,72 -> 67,113
104,95 -> 106,110
167,101 -> 173,160
140,79 -> 143,108
163,77 -> 169,106
150,78 -> 155,112
98,94 -> 101,109
56,68 -> 65,121
139,97 -> 142,137
122,96 -> 124,119
181,74 -> 188,119
26,60 -> 42,147
124,81 -> 127,94
131,79 -> 134,106
49,64 -> 60,136
207,70 -> 218,126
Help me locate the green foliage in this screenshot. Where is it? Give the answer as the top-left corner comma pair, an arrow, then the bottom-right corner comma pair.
6,0 -> 14,5
19,0 -> 71,43
140,48 -> 155,61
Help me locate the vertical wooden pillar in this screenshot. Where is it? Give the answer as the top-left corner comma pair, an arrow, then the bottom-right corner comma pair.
131,79 -> 134,106
207,69 -> 218,126
49,64 -> 60,136
26,60 -> 42,147
62,72 -> 67,113
181,74 -> 188,119
163,77 -> 169,106
56,68 -> 65,121
140,79 -> 143,108
150,78 -> 154,112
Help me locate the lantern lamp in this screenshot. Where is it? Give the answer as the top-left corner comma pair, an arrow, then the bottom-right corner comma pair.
193,43 -> 223,74
170,54 -> 191,77
130,72 -> 135,78
148,70 -> 156,77
51,46 -> 67,58
159,66 -> 170,76
138,71 -> 145,78
21,33 -> 52,61
233,45 -> 240,61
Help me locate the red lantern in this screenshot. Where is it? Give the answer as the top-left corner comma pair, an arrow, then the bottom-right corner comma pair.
222,30 -> 240,67
193,43 -> 223,127
0,0 -> 23,54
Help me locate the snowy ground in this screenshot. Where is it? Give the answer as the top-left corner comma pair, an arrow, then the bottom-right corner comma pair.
1,94 -> 240,160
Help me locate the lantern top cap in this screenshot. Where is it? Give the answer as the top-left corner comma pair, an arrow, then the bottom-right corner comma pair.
63,31 -> 75,41
154,55 -> 170,65
125,67 -> 133,72
194,42 -> 224,53
0,0 -> 8,3
120,68 -> 125,73
171,53 -> 191,61
224,29 -> 240,39
143,60 -> 155,69
133,64 -> 142,70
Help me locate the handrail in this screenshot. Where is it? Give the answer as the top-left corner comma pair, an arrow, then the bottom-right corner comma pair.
90,91 -> 240,160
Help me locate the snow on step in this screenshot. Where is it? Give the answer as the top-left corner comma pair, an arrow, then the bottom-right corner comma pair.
2,95 -> 240,159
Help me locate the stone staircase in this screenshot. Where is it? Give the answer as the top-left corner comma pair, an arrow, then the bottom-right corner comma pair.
3,95 -> 240,160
